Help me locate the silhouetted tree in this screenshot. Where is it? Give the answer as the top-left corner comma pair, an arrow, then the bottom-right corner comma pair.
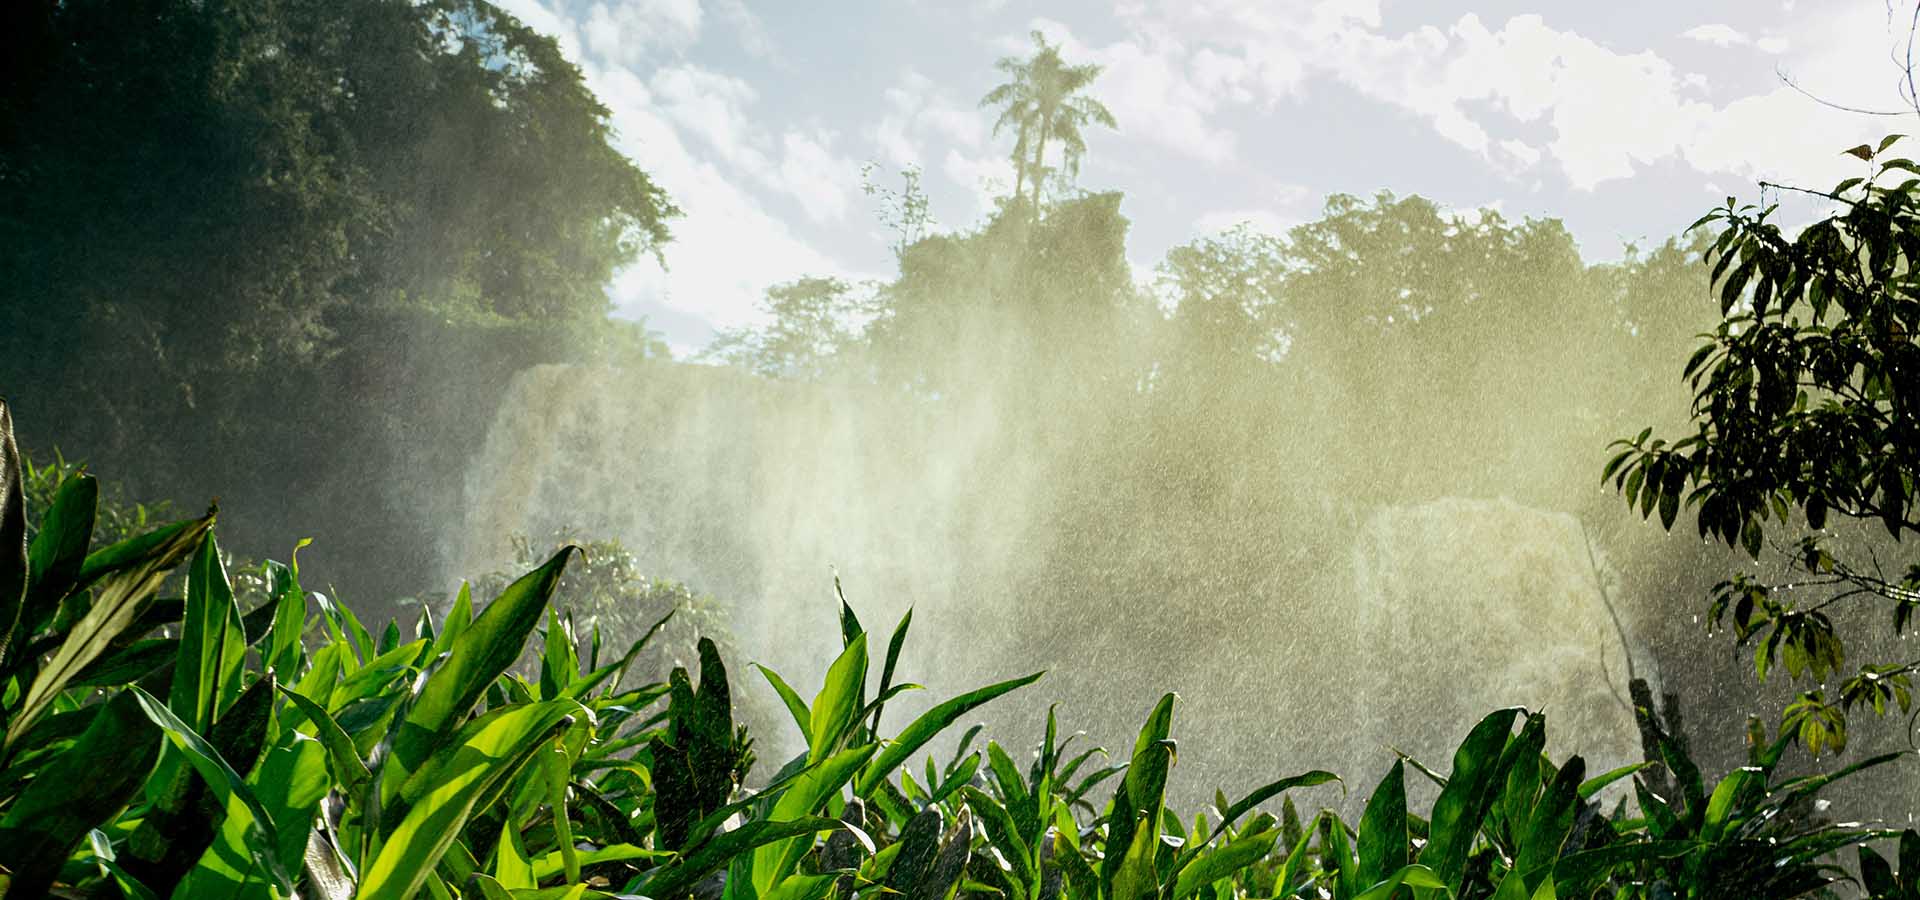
1609,136 -> 1920,755
979,31 -> 1116,210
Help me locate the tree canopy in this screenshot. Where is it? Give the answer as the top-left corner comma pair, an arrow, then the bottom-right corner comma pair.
0,0 -> 676,382
980,31 -> 1117,210
1610,136 -> 1920,754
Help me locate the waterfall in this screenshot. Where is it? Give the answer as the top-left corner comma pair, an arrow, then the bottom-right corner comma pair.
452,361 -> 1648,796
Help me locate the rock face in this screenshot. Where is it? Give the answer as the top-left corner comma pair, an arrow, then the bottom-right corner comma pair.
1348,498 -> 1643,788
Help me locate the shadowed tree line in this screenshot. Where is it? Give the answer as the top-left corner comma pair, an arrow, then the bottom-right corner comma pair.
0,0 -> 675,601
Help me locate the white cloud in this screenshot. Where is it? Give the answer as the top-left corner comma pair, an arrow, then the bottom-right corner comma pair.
1094,1 -> 1889,192
582,0 -> 704,65
1683,23 -> 1790,53
650,65 -> 764,166
778,131 -> 858,223
487,0 -> 862,349
1040,21 -> 1240,164
1683,24 -> 1750,48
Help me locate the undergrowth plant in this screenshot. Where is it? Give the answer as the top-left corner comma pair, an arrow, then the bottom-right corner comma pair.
0,398 -> 1914,899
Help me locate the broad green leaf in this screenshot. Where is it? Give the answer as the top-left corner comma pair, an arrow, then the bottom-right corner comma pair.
390,546 -> 575,773
23,471 -> 95,627
1418,707 -> 1522,894
124,675 -> 277,895
1353,864 -> 1446,900
127,686 -> 293,891
1551,840 -> 1693,898
1171,827 -> 1278,899
764,873 -> 839,900
170,533 -> 248,730
6,514 -> 212,748
174,736 -> 331,899
279,686 -> 374,795
0,402 -> 27,662
1576,761 -> 1649,799
0,691 -> 161,897
639,816 -> 847,899
1102,692 -> 1177,896
869,607 -> 913,736
360,699 -> 585,900
1178,769 -> 1341,869
964,785 -> 1035,891
855,670 -> 1043,797
530,843 -> 667,881
755,744 -> 879,893
758,663 -> 814,739
809,632 -> 869,762
1513,756 -> 1583,881
263,541 -> 312,679
1355,760 -> 1408,886
495,821 -> 536,889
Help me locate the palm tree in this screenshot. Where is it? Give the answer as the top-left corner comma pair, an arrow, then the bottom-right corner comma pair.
979,31 -> 1116,211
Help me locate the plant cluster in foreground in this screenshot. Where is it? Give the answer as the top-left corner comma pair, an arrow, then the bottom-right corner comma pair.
0,400 -> 1915,899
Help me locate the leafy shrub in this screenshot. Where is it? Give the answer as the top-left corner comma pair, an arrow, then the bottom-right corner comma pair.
473,529 -> 737,686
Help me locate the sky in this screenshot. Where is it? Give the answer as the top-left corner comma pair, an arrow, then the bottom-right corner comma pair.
491,0 -> 1916,354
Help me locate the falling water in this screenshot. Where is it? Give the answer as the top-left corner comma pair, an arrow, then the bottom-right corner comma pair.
450,360 -> 1649,802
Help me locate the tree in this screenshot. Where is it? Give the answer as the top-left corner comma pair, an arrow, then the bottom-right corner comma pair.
979,31 -> 1117,210
702,277 -> 874,380
0,0 -> 681,604
1156,224 -> 1292,373
1608,136 -> 1920,755
1278,192 -> 1609,503
0,0 -> 677,435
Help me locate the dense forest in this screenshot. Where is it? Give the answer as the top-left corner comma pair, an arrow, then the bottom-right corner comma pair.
2,1 -> 1919,897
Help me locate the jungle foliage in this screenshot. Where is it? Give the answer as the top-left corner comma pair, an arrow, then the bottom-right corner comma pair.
0,0 -> 677,608
1609,136 -> 1920,754
1,399 -> 1915,899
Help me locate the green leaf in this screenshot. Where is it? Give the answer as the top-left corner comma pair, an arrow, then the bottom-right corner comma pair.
1170,827 -> 1278,900
1577,762 -> 1650,799
809,632 -> 869,762
855,670 -> 1043,798
1106,694 -> 1178,900
127,685 -> 294,892
639,816 -> 847,899
23,471 -> 95,629
279,685 -> 374,795
174,736 -> 332,899
1355,760 -> 1408,886
0,402 -> 27,666
390,546 -> 575,773
1551,840 -> 1693,898
758,663 -> 814,739
0,691 -> 162,897
965,785 -> 1034,891
1700,767 -> 1754,842
1352,863 -> 1446,900
495,821 -> 536,889
5,514 -> 213,748
755,743 -> 880,893
263,542 -> 312,679
124,675 -> 278,895
171,533 -> 249,730
360,699 -> 586,900
1418,707 -> 1522,894
1176,769 -> 1341,871
1514,756 -> 1584,881
870,607 -> 913,737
